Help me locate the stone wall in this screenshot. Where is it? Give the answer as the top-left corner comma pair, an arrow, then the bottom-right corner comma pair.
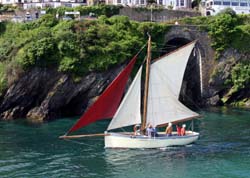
119,7 -> 201,22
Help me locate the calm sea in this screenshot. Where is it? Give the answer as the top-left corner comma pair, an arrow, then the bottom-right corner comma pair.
0,107 -> 250,178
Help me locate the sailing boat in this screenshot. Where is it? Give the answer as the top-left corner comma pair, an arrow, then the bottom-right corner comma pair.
60,36 -> 201,148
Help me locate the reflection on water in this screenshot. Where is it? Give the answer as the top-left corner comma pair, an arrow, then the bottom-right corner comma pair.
0,108 -> 250,178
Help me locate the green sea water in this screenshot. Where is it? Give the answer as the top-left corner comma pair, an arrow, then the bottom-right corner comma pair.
0,107 -> 250,178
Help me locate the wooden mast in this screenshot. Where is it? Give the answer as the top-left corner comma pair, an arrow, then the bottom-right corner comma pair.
142,34 -> 151,130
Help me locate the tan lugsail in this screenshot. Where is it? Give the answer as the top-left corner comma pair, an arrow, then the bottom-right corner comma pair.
146,42 -> 199,127
107,66 -> 143,131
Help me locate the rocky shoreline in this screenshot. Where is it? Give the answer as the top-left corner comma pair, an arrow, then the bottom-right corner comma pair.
206,48 -> 250,108
0,66 -> 123,121
0,49 -> 249,121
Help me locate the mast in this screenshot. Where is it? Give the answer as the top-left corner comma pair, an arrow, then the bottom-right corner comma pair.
142,34 -> 151,130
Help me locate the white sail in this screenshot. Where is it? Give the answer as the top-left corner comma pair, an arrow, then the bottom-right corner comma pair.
107,66 -> 142,131
146,42 -> 199,127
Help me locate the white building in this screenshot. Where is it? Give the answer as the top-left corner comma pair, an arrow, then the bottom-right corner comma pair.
109,0 -> 192,9
204,0 -> 250,15
21,0 -> 87,9
0,0 -> 191,9
0,0 -> 87,9
0,0 -> 20,5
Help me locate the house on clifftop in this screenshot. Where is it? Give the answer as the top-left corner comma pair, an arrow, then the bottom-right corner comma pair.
107,0 -> 192,10
0,0 -> 192,10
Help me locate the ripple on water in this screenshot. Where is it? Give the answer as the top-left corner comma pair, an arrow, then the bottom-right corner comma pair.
0,109 -> 250,178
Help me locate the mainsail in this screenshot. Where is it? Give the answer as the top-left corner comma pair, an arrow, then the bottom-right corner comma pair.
146,42 -> 199,127
67,55 -> 138,134
107,66 -> 143,131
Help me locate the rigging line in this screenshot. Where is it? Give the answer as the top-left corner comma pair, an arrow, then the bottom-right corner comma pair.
153,42 -> 177,46
187,122 -> 192,131
121,127 -> 128,133
151,49 -> 169,52
157,45 -> 178,49
153,49 -> 176,53
137,42 -> 148,56
152,47 -> 177,53
64,138 -> 100,148
63,42 -> 148,136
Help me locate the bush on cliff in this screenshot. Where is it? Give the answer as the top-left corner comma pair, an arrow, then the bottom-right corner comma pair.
180,10 -> 249,54
0,15 -> 169,89
226,62 -> 250,93
231,25 -> 250,52
0,62 -> 7,95
208,13 -> 238,52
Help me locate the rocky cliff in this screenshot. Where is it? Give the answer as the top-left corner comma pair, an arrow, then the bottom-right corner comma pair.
0,66 -> 122,121
206,49 -> 250,108
0,49 -> 249,121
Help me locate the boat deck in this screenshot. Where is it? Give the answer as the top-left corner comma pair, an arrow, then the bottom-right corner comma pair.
108,131 -> 198,139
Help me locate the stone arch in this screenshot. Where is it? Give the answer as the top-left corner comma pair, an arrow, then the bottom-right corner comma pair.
162,25 -> 215,105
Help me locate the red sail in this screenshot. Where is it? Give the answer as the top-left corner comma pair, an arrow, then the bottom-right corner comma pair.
67,56 -> 138,134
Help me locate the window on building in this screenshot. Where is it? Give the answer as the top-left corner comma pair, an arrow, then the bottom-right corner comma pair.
159,0 -> 163,4
240,2 -> 248,6
232,1 -> 239,5
176,0 -> 179,6
214,1 -> 222,5
140,0 -> 144,4
180,0 -> 184,6
210,1 -> 213,5
222,1 -> 230,5
117,0 -> 121,3
65,3 -> 72,7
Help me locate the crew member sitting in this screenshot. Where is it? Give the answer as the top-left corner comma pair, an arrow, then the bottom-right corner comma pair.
133,124 -> 141,136
165,122 -> 173,136
146,124 -> 158,137
181,124 -> 186,136
176,124 -> 181,136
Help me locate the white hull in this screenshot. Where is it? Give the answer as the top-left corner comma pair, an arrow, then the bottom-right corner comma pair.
104,131 -> 199,148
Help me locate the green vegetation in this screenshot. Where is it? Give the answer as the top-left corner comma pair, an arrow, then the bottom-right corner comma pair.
180,9 -> 250,55
226,62 -> 250,93
180,9 -> 250,99
0,62 -> 7,95
0,14 -> 168,94
0,4 -> 17,13
1,7 -> 249,102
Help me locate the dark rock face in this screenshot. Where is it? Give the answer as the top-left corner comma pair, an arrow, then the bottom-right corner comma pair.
0,45 -> 249,121
0,66 -> 122,121
0,68 -> 61,120
205,48 -> 250,107
206,95 -> 223,106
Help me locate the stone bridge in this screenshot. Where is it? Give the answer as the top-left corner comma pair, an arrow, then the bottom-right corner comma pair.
162,25 -> 215,106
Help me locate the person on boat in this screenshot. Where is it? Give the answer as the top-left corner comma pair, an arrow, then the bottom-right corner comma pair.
165,122 -> 173,136
146,124 -> 158,137
176,124 -> 181,136
181,124 -> 186,136
133,124 -> 141,136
